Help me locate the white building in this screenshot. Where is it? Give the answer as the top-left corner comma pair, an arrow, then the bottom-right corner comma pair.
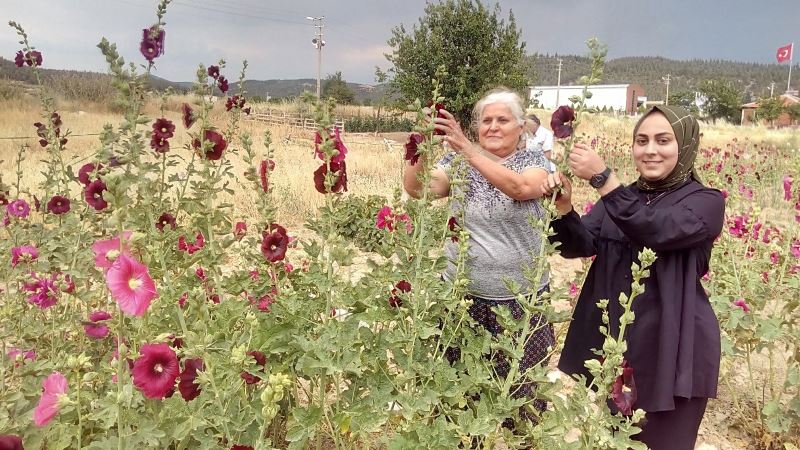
529,84 -> 646,115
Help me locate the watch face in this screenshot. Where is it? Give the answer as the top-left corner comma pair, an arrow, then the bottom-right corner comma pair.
590,173 -> 605,188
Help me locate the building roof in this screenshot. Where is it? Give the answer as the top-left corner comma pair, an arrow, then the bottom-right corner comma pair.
531,84 -> 638,90
741,93 -> 800,109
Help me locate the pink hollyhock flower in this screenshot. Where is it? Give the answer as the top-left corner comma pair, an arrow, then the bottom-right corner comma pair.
155,213 -> 177,232
23,273 -> 59,308
46,195 -> 70,214
178,358 -> 204,401
84,179 -> 108,210
10,244 -> 38,267
84,310 -> 112,339
6,199 -> 30,218
33,372 -> 68,426
733,298 -> 750,313
234,221 -> 247,240
132,343 -> 179,399
92,232 -> 132,269
152,118 -> 175,140
106,254 -> 158,316
140,25 -> 165,62
192,129 -> 228,160
448,216 -> 460,242
217,76 -> 229,94
761,271 -> 769,283
751,222 -> 762,240
784,176 -> 793,201
396,213 -> 413,233
376,206 -> 394,231
313,161 -> 348,194
195,266 -> 206,281
177,232 -> 205,254
178,292 -> 188,308
261,224 -> 289,262
770,251 -> 780,265
714,162 -> 723,173
7,347 -> 36,366
0,434 -> 23,449
404,133 -> 424,165
240,351 -> 267,385
701,271 -> 711,281
583,201 -> 594,215
791,239 -> 800,258
550,105 -> 575,139
568,282 -> 579,297
259,159 -> 275,193
728,215 -> 748,238
720,189 -> 728,200
738,184 -> 753,200
181,103 -> 196,128
611,360 -> 637,415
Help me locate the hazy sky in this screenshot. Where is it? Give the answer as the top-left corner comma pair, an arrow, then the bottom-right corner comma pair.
2,0 -> 798,85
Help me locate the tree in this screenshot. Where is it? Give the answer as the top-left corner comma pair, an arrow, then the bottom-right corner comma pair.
386,0 -> 528,127
756,96 -> 785,126
697,79 -> 742,124
668,91 -> 700,115
786,103 -> 800,124
322,71 -> 355,104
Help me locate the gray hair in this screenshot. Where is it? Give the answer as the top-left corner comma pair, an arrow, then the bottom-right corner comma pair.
472,87 -> 525,131
526,113 -> 540,125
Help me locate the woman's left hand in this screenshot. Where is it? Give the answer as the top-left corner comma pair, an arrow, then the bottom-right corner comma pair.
433,109 -> 480,158
568,143 -> 607,180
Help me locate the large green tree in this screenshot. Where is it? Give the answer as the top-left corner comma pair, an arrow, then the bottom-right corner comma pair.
756,95 -> 785,126
322,71 -> 356,104
386,0 -> 528,127
697,79 -> 742,124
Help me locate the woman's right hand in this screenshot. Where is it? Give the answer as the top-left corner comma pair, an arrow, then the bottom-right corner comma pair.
541,172 -> 574,215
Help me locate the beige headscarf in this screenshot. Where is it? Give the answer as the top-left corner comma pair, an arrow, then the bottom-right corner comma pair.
633,105 -> 702,191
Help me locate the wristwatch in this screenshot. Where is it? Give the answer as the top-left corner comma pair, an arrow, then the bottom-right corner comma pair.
589,167 -> 612,188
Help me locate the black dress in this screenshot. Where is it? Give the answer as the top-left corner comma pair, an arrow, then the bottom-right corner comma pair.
551,180 -> 725,414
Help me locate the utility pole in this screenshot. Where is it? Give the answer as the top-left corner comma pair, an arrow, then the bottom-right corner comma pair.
770,81 -> 776,97
306,16 -> 325,99
662,74 -> 671,105
555,58 -> 563,107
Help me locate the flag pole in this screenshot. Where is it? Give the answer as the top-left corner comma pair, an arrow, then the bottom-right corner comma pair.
788,42 -> 794,93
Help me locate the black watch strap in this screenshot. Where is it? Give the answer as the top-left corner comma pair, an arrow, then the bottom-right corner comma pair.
589,167 -> 612,188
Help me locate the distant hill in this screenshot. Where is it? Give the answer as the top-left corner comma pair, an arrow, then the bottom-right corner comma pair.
528,54 -> 795,102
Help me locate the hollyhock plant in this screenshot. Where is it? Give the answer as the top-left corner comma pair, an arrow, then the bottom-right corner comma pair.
23,273 -> 59,308
225,95 -> 249,113
15,50 -> 43,67
240,351 -> 267,385
583,201 -> 594,215
178,232 -> 205,254
155,212 -> 177,231
427,102 -> 447,136
178,358 -> 204,401
193,129 -> 228,160
376,206 -> 394,231
150,136 -> 170,153
77,163 -> 102,185
14,50 -> 24,67
261,224 -> 289,262
783,175 -> 793,201
230,446 -> 254,450
132,343 -> 179,399
181,103 -> 196,128
259,159 -> 275,193
217,76 -> 229,93
33,372 -> 68,426
140,25 -> 165,62
610,360 -> 637,415
84,179 -> 108,210
46,195 -> 70,214
234,221 -> 247,239
84,310 -> 112,339
313,161 -> 348,194
92,232 -> 132,269
6,199 -> 30,218
568,282 -> 580,297
0,435 -> 23,449
10,244 -> 38,267
733,298 -> 751,313
207,65 -> 220,79
314,128 -> 348,164
791,239 -> 800,259
152,117 -> 175,140
447,216 -> 460,242
404,133 -> 424,165
7,347 -> 36,365
550,105 -> 575,139
388,280 -> 411,308
106,253 -> 158,316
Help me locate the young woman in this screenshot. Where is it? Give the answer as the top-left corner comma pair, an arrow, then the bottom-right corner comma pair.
541,105 -> 725,449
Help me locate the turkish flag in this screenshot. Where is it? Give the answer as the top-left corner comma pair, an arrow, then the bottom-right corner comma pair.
776,43 -> 793,63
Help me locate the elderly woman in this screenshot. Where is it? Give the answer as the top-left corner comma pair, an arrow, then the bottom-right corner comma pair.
541,105 -> 725,449
403,87 -> 553,418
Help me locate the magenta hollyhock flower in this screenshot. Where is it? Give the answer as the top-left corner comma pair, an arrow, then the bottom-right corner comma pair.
550,105 -> 576,139
733,298 -> 750,313
427,101 -> 447,136
106,254 -> 158,317
195,266 -> 206,281
770,251 -> 780,265
84,179 -> 108,210
610,360 -> 637,415
448,216 -> 460,242
728,215 -> 748,238
783,176 -> 793,201
58,273 -> 75,294
313,161 -> 348,194
181,103 -> 196,128
84,310 -> 112,339
23,273 -> 59,308
259,159 -> 275,193
14,50 -> 24,67
376,206 -> 394,231
192,129 -> 228,160
77,163 -> 102,186
152,118 -> 175,140
207,65 -> 220,79
178,358 -> 204,401
7,199 -> 30,218
568,282 -> 579,297
33,372 -> 68,426
234,221 -> 247,240
404,133 -> 424,165
178,292 -> 188,308
791,239 -> 800,258
314,128 -> 348,164
0,434 -> 23,449
46,195 -> 70,214
720,189 -> 729,200
92,232 -> 132,269
132,343 -> 179,399
217,76 -> 229,94
10,245 -> 38,268
140,25 -> 165,62
396,213 -> 413,233
583,201 -> 594,215
7,347 -> 36,366
177,232 -> 205,254
261,224 -> 289,262
155,213 -> 177,232
240,351 -> 267,385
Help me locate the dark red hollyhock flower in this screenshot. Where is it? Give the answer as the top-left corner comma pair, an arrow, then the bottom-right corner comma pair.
550,105 -> 575,139
388,280 -> 411,308
0,191 -> 9,206
225,95 -> 248,113
259,159 -> 275,193
427,101 -> 447,136
84,180 -> 108,211
314,128 -> 348,164
207,65 -> 220,79
261,224 -> 289,262
50,112 -> 62,128
46,195 -> 70,215
140,25 -> 165,62
404,133 -> 424,165
14,50 -> 24,67
192,129 -> 228,160
240,351 -> 267,385
230,446 -> 254,450
155,213 -> 177,231
33,121 -> 48,147
27,50 -> 43,67
0,434 -> 23,450
150,135 -> 170,153
234,221 -> 247,239
178,358 -> 204,401
77,163 -> 102,186
313,161 -> 348,194
395,280 -> 412,293
447,216 -> 460,242
217,76 -> 229,94
33,195 -> 41,212
610,360 -> 637,415
181,103 -> 196,129
152,117 -> 175,140
132,343 -> 179,399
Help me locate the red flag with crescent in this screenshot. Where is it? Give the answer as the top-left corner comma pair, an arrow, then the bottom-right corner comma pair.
776,43 -> 793,63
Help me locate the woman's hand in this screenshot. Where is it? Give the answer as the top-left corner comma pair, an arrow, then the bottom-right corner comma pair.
433,109 -> 480,159
568,143 -> 607,180
541,172 -> 574,216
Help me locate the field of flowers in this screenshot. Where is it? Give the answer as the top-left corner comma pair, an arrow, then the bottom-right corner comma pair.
2,2 -> 800,449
